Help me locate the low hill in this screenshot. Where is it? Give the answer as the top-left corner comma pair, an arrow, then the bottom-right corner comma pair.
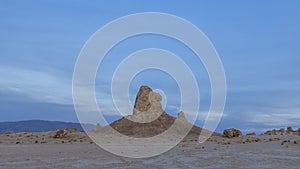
0,120 -> 95,134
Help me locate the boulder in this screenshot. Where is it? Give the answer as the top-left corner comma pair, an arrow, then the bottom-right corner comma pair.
53,128 -> 69,138
223,128 -> 242,138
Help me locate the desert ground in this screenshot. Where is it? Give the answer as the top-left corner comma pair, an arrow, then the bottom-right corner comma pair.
0,130 -> 300,169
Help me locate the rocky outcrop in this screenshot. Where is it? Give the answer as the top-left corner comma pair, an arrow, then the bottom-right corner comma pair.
178,111 -> 188,122
264,127 -> 299,135
105,85 -> 219,138
53,128 -> 69,138
223,128 -> 242,138
128,86 -> 164,123
133,86 -> 153,114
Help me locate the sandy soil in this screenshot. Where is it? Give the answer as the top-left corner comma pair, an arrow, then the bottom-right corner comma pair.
0,132 -> 299,169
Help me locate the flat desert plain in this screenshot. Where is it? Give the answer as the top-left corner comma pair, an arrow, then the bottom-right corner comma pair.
0,131 -> 299,169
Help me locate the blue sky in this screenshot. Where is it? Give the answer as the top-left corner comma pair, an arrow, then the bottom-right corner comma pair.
1,1 -> 300,133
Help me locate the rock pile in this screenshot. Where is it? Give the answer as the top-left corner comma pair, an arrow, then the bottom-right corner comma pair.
223,128 -> 242,138
53,128 -> 69,138
264,126 -> 300,135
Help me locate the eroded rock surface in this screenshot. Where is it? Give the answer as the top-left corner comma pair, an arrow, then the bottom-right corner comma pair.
53,128 -> 69,138
223,128 -> 242,138
104,85 -> 215,138
264,127 -> 300,136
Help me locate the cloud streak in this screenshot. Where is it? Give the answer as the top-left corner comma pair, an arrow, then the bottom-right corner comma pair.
0,65 -> 72,105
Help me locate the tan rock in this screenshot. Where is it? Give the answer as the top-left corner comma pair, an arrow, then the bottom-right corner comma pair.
71,126 -> 78,132
128,86 -> 164,123
178,111 -> 187,122
133,85 -> 152,114
105,85 -> 217,137
223,128 -> 242,138
264,128 -> 290,135
182,143 -> 189,147
53,128 -> 69,138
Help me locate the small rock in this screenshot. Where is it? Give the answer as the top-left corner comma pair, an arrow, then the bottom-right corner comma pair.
292,140 -> 300,144
182,144 -> 189,147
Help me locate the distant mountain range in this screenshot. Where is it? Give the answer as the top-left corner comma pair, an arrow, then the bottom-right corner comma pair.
0,120 -> 95,134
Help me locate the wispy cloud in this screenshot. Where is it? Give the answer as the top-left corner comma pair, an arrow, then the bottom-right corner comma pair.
248,110 -> 300,127
0,65 -> 72,105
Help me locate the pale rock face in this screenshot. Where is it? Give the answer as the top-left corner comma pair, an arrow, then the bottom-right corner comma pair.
128,86 -> 164,123
178,111 -> 188,123
177,111 -> 192,129
133,86 -> 152,113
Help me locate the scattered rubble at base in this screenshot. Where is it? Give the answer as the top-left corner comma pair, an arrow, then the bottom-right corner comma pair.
264,126 -> 300,136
